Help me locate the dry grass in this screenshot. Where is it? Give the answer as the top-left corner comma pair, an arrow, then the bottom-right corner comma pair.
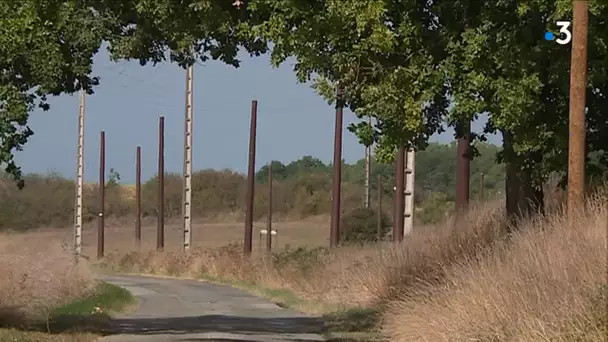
33,216 -> 331,259
0,233 -> 99,340
98,191 -> 607,340
0,234 -> 95,318
382,195 -> 608,341
100,199 -> 506,312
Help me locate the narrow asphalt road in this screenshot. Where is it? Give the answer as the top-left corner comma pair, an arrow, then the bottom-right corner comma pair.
97,275 -> 326,342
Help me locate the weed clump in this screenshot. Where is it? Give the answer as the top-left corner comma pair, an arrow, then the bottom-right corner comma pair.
340,207 -> 391,244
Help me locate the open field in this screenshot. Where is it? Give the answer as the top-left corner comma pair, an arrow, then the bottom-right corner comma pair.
24,217 -> 331,258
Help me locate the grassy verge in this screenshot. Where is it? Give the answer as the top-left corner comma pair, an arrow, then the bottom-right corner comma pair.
0,281 -> 136,342
51,282 -> 136,317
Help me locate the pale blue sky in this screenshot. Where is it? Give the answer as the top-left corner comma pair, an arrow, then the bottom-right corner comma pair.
15,48 -> 499,184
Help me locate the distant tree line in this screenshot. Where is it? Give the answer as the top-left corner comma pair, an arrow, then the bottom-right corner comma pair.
0,142 -> 503,230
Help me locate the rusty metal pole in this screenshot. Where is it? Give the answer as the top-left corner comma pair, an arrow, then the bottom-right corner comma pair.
330,86 -> 344,248
244,100 -> 258,256
479,172 -> 485,201
393,147 -> 405,242
455,121 -> 471,213
364,117 -> 372,208
567,0 -> 589,215
377,175 -> 382,241
135,146 -> 141,248
157,116 -> 165,250
97,131 -> 105,260
266,162 -> 273,253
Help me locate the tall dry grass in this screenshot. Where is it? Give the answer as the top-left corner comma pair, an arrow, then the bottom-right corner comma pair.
0,233 -> 96,323
383,194 -> 608,341
101,190 -> 607,339
101,199 -> 507,311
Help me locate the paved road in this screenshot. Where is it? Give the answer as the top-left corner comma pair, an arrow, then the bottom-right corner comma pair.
97,275 -> 326,342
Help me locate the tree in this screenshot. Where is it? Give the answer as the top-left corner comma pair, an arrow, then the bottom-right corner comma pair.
0,0 -> 267,186
4,0 -> 608,225
0,1 -> 110,186
249,0 -> 449,156
436,1 -> 608,219
246,0 -> 608,221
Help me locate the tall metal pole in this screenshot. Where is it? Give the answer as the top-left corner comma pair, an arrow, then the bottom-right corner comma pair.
157,116 -> 165,250
393,147 -> 405,242
377,174 -> 382,241
266,161 -> 273,253
479,172 -> 485,201
364,116 -> 371,208
135,146 -> 141,248
330,85 -> 344,247
567,0 -> 589,215
74,91 -> 85,254
97,131 -> 105,260
182,65 -> 194,251
244,100 -> 258,256
404,149 -> 415,236
455,121 -> 471,213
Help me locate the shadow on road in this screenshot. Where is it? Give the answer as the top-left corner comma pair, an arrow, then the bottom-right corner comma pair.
3,313 -> 325,339
103,314 -> 325,335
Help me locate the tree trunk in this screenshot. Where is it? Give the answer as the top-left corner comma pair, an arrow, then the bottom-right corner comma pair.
502,131 -> 545,226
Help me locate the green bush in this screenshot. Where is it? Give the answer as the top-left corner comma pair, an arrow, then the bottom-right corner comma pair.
272,246 -> 329,275
340,207 -> 391,244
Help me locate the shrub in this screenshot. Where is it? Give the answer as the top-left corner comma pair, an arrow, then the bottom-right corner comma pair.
272,246 -> 329,276
340,207 -> 391,245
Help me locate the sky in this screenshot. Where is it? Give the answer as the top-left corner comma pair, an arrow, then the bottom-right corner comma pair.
15,48 -> 500,184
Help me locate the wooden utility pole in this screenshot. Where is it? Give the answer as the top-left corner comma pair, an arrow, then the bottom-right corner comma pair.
135,146 -> 141,247
97,131 -> 105,260
157,116 -> 165,250
567,0 -> 589,214
266,161 -> 273,252
455,122 -> 471,213
244,100 -> 258,256
377,175 -> 382,240
182,65 -> 194,251
364,116 -> 371,208
74,91 -> 85,254
404,149 -> 415,236
330,85 -> 344,247
479,172 -> 485,201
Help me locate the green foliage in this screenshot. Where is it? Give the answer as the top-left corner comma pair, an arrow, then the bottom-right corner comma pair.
0,143 -> 501,230
0,0 -> 266,187
1,0 -> 608,224
107,168 -> 121,187
417,192 -> 453,225
249,0 -> 449,153
0,1 -> 109,186
51,282 -> 135,317
244,0 -> 608,217
272,246 -> 329,275
340,207 -> 391,244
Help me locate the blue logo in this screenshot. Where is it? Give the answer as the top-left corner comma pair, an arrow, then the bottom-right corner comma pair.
544,31 -> 555,41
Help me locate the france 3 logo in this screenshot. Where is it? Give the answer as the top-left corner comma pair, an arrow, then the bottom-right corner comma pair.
544,21 -> 572,45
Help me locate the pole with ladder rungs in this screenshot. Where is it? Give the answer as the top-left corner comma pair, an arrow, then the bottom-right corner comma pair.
404,148 -> 415,236
74,91 -> 85,254
182,64 -> 194,251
